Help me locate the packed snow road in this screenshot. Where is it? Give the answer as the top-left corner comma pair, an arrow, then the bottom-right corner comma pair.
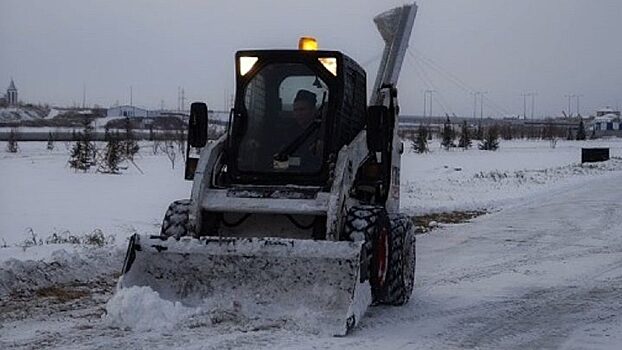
1,175 -> 621,349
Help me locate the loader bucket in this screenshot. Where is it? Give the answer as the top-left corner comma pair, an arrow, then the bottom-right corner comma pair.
119,234 -> 371,335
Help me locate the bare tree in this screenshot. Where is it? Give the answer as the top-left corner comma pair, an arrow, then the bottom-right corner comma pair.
6,128 -> 19,153
46,131 -> 55,150
176,129 -> 186,158
164,141 -> 176,169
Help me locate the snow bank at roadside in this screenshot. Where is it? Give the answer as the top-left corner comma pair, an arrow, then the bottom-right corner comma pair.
0,246 -> 123,297
104,286 -> 202,331
403,158 -> 622,213
401,138 -> 622,214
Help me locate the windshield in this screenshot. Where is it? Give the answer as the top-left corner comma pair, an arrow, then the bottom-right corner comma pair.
237,63 -> 330,174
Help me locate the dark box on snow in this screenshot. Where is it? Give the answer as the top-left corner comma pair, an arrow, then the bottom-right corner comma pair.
581,148 -> 610,163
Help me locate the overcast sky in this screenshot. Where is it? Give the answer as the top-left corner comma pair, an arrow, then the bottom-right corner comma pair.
1,0 -> 621,117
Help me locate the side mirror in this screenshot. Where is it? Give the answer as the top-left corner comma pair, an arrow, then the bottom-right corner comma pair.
366,105 -> 388,153
188,102 -> 208,148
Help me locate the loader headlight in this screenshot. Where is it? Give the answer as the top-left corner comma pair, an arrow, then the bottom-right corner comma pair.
239,56 -> 258,76
319,57 -> 337,76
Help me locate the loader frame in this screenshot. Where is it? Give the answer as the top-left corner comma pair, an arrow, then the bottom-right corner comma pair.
120,2 -> 419,336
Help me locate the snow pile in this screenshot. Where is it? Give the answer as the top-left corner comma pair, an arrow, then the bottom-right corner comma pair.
0,247 -> 122,297
104,286 -> 202,331
0,107 -> 44,121
45,108 -> 60,119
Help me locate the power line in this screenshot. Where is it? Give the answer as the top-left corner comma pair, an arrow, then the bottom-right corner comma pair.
480,91 -> 488,119
472,92 -> 479,119
564,94 -> 576,116
408,56 -> 454,116
406,57 -> 438,113
522,92 -> 537,119
521,93 -> 529,119
422,89 -> 427,117
426,90 -> 437,118
406,52 -> 453,115
409,49 -> 512,116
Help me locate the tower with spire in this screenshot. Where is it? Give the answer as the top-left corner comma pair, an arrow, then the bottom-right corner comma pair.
6,79 -> 18,106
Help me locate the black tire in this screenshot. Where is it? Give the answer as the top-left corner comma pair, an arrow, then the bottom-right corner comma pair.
344,205 -> 391,304
383,214 -> 416,305
160,199 -> 194,239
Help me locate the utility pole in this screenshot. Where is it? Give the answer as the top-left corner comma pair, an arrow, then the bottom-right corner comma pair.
177,86 -> 181,111
575,94 -> 583,116
524,92 -> 537,119
425,90 -> 435,119
521,93 -> 528,119
130,85 -> 135,117
181,88 -> 186,112
472,92 -> 479,120
422,90 -> 427,118
565,94 -> 575,116
480,92 -> 488,120
82,83 -> 86,109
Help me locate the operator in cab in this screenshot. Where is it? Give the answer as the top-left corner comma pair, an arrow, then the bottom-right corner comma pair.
275,89 -> 324,171
292,89 -> 317,130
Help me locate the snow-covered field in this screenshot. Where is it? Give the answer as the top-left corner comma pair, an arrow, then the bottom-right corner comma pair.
401,139 -> 622,214
1,138 -> 622,349
0,142 -> 191,251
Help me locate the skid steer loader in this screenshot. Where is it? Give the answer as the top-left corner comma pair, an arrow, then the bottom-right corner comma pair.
120,2 -> 418,335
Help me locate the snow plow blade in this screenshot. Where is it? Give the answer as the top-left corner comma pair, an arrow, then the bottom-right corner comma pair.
120,234 -> 371,335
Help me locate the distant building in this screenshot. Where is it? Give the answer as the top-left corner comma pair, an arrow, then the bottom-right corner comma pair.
107,105 -> 150,118
4,79 -> 18,106
595,107 -> 621,118
590,107 -> 622,137
106,105 -> 169,118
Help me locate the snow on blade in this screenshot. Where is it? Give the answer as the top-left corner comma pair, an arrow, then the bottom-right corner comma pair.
119,234 -> 369,335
